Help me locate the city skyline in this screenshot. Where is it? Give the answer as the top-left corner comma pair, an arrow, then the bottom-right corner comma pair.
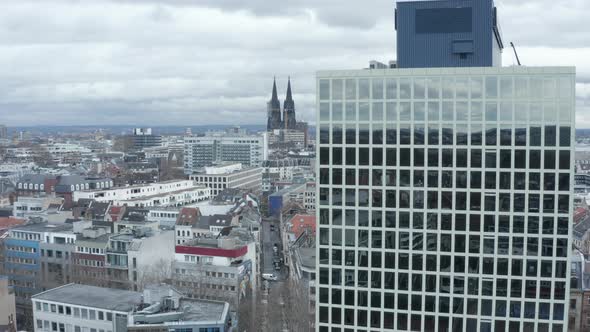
0,0 -> 589,127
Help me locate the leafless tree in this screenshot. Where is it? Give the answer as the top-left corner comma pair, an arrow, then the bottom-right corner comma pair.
159,164 -> 186,181
112,136 -> 134,153
136,258 -> 172,290
237,289 -> 267,331
282,279 -> 314,332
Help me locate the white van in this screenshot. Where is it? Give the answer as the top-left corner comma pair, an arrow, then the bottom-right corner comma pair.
262,273 -> 278,281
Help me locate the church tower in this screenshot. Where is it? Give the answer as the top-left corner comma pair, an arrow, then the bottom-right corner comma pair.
267,78 -> 282,131
282,77 -> 297,130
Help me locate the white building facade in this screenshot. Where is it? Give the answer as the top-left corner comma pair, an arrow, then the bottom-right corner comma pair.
73,180 -> 210,207
184,133 -> 268,173
189,163 -> 263,196
316,67 -> 575,331
32,284 -> 141,332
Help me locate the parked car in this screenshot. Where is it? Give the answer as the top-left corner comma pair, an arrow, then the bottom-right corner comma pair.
262,273 -> 278,281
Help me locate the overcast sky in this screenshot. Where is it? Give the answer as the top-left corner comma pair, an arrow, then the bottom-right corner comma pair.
0,0 -> 589,127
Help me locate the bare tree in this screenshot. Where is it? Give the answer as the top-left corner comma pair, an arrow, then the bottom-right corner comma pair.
282,279 -> 314,332
136,258 -> 172,289
237,288 -> 266,331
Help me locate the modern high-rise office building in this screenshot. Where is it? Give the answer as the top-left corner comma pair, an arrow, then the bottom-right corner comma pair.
0,124 -> 8,140
316,1 -> 576,331
184,132 -> 268,173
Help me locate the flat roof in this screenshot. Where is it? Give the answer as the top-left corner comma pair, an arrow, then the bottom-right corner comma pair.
296,247 -> 316,270
32,284 -> 142,312
180,299 -> 227,322
121,186 -> 208,201
187,201 -> 234,216
317,66 -> 576,78
11,223 -> 73,233
78,179 -> 193,193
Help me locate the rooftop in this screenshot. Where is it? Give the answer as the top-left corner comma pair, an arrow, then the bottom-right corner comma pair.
32,283 -> 142,312
187,201 -> 234,216
179,299 -> 227,322
121,186 -> 208,202
296,247 -> 316,270
574,215 -> 590,240
0,217 -> 26,230
76,233 -> 110,244
11,222 -> 73,233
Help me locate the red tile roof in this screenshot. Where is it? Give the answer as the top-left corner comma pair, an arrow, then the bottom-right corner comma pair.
0,217 -> 26,231
289,214 -> 316,237
176,207 -> 201,226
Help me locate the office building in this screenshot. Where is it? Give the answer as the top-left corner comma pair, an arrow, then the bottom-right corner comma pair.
171,229 -> 257,309
0,124 -> 8,140
32,283 -> 142,332
269,182 -> 308,216
189,163 -> 263,196
316,64 -> 575,331
130,128 -> 162,150
127,284 -> 232,332
317,0 -> 575,330
3,223 -> 76,320
184,133 -> 268,171
31,283 -> 232,332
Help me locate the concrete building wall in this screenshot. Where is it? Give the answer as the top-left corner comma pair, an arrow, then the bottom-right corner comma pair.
0,276 -> 17,329
127,231 -> 175,291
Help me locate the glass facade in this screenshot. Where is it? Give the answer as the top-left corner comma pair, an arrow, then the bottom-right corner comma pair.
316,68 -> 575,332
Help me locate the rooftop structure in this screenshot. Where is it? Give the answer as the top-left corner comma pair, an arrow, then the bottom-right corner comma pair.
32,283 -> 231,332
395,0 -> 503,68
33,283 -> 142,312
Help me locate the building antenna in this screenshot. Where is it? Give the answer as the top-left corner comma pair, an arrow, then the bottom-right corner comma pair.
510,42 -> 522,66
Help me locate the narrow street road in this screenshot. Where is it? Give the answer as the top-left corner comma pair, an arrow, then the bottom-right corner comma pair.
260,217 -> 290,331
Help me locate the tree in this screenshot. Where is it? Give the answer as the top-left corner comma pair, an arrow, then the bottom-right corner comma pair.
237,288 -> 266,331
282,279 -> 314,332
136,258 -> 172,290
237,279 -> 312,332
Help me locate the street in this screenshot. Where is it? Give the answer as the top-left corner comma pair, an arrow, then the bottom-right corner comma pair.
259,217 -> 290,331
261,217 -> 288,281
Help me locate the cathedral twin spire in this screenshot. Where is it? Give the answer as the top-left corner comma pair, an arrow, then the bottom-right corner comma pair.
267,77 -> 296,131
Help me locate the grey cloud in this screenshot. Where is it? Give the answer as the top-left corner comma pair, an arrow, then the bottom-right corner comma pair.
0,0 -> 588,127
105,0 -> 590,47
